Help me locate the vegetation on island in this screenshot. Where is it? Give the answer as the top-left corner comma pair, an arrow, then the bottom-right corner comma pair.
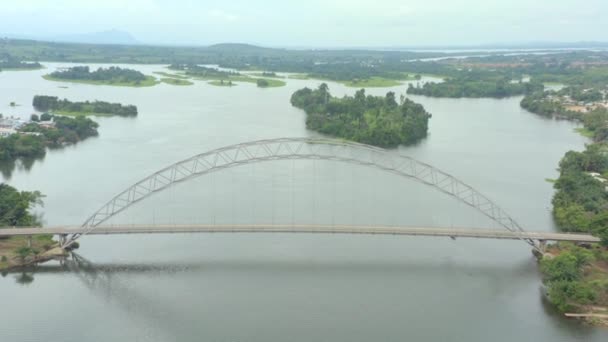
168,64 -> 239,79
344,77 -> 404,88
407,71 -> 544,98
44,66 -> 158,87
0,115 -> 98,170
256,78 -> 285,88
169,64 -> 286,87
209,80 -> 236,87
250,71 -> 284,78
160,78 -> 194,86
291,84 -> 431,148
33,95 -> 138,117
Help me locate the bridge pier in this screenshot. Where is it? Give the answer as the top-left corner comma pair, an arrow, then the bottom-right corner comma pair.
532,240 -> 548,259
59,235 -> 67,247
538,240 -> 547,253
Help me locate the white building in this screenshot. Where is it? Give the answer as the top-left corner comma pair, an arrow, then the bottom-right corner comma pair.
0,127 -> 16,137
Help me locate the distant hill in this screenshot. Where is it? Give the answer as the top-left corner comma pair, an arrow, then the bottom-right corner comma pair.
50,29 -> 140,45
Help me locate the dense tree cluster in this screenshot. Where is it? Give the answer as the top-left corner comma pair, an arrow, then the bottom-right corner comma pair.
0,55 -> 41,70
0,134 -> 46,162
0,116 -> 98,165
407,73 -> 544,98
49,66 -> 147,83
33,95 -> 138,117
552,142 -> 608,245
0,184 -> 43,227
291,84 -> 431,148
540,243 -> 607,313
520,92 -> 571,118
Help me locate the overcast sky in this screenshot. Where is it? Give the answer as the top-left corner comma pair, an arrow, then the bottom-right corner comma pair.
1,0 -> 606,47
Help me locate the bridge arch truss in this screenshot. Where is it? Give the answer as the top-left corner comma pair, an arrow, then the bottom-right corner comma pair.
66,138 -> 536,249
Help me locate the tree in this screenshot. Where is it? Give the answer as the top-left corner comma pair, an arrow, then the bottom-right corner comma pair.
40,113 -> 52,121
541,252 -> 581,282
257,79 -> 270,87
30,114 -> 39,122
0,184 -> 44,227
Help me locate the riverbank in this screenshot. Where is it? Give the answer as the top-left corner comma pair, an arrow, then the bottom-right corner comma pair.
0,236 -> 66,271
539,242 -> 608,327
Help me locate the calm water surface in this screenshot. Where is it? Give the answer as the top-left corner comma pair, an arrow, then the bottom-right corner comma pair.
0,64 -> 604,341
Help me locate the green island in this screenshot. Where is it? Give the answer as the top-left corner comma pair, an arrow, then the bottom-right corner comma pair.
255,78 -> 285,88
407,72 -> 544,98
168,64 -> 286,87
209,80 -> 236,87
160,78 -> 194,86
32,95 -> 138,117
0,115 -> 98,168
0,184 -> 63,271
43,66 -> 158,87
250,71 -> 285,78
290,84 -> 431,148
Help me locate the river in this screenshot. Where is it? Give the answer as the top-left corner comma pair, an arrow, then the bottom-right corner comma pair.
0,64 -> 604,341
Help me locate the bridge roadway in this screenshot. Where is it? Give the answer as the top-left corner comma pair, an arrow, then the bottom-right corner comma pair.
0,224 -> 601,243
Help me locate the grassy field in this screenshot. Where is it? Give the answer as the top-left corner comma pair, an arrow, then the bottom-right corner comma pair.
153,71 -> 190,79
42,74 -> 159,87
287,74 -> 310,80
574,127 -> 595,138
0,235 -> 56,270
252,78 -> 286,88
208,80 -> 237,87
161,78 -> 194,86
249,72 -> 286,79
343,77 -> 402,88
205,76 -> 286,88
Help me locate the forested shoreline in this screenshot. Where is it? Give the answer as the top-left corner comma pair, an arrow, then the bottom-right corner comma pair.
407,73 -> 544,98
539,107 -> 608,317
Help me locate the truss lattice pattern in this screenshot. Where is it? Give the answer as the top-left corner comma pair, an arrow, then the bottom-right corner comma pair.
65,138 -> 536,248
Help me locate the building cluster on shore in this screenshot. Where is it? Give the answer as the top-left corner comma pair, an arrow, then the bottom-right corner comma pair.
0,114 -> 54,137
547,88 -> 608,113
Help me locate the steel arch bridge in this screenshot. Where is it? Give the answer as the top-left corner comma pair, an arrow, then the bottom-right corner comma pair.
64,137 -> 537,249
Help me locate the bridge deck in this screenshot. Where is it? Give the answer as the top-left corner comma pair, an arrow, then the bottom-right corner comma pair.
0,224 -> 600,243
